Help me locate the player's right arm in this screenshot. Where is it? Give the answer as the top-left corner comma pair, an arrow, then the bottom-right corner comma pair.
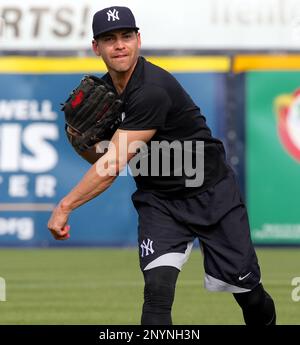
47,128 -> 156,240
61,128 -> 156,209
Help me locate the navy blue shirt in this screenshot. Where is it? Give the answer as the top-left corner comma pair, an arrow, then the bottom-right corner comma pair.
103,56 -> 228,198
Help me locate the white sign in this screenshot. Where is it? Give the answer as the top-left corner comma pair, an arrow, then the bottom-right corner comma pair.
0,0 -> 300,50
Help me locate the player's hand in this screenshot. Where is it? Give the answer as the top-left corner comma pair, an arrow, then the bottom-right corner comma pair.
47,203 -> 71,240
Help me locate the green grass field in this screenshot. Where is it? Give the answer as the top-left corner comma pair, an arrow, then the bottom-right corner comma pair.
0,248 -> 299,324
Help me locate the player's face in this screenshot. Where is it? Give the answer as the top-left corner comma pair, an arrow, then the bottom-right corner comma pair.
93,30 -> 141,74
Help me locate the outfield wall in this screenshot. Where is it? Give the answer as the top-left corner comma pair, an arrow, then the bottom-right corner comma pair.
2,0 -> 300,246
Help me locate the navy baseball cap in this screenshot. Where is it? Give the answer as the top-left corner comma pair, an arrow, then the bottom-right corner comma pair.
92,6 -> 139,39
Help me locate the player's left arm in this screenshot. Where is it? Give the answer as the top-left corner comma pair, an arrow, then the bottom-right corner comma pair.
47,129 -> 156,240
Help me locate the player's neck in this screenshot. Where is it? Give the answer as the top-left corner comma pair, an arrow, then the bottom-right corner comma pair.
109,59 -> 138,95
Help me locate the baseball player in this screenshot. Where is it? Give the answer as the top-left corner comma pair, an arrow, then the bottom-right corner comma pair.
48,6 -> 276,325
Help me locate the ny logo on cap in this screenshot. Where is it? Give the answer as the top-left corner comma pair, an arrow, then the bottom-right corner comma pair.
107,9 -> 120,22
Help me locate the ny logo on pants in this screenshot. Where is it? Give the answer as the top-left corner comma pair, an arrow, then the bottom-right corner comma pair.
140,239 -> 154,258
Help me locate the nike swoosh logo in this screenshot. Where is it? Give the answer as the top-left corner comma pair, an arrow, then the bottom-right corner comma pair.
238,272 -> 251,281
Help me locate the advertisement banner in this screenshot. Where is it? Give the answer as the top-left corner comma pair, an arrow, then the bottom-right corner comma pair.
246,71 -> 300,244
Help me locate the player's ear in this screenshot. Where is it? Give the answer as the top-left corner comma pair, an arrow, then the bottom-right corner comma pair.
137,32 -> 141,49
92,39 -> 101,57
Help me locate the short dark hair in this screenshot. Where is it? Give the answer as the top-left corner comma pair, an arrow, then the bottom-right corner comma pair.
95,28 -> 139,41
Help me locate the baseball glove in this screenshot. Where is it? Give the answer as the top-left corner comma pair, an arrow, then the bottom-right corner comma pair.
61,75 -> 123,153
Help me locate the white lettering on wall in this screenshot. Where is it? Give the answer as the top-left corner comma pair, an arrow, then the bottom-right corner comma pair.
0,218 -> 34,240
0,123 -> 58,173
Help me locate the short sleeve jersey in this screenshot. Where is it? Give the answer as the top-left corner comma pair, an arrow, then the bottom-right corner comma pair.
102,56 -> 228,198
